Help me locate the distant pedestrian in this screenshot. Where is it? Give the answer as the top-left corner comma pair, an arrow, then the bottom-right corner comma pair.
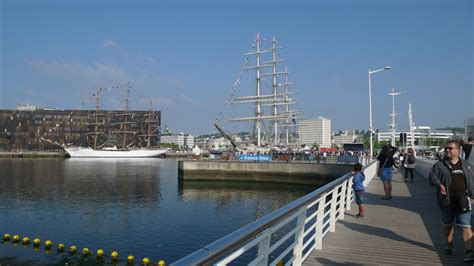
399,152 -> 405,170
323,152 -> 327,163
377,144 -> 398,200
429,140 -> 474,262
352,163 -> 366,218
461,137 -> 474,164
404,148 -> 416,182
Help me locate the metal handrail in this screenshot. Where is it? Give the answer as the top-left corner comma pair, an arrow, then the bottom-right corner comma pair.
172,159 -> 378,265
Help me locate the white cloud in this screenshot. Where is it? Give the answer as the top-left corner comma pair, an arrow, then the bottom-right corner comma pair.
24,58 -> 191,111
101,40 -> 119,49
26,59 -> 129,85
146,56 -> 157,64
152,97 -> 176,108
179,93 -> 195,105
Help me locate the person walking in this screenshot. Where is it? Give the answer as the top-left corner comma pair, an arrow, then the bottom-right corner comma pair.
461,136 -> 474,163
399,151 -> 405,171
377,144 -> 398,200
429,140 -> 474,262
404,148 -> 416,182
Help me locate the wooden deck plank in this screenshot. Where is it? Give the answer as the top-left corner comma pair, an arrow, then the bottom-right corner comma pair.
303,170 -> 472,265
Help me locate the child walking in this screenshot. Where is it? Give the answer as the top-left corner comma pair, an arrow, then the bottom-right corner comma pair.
352,163 -> 366,218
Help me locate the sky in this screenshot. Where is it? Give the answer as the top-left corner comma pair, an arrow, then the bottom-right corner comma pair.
1,0 -> 473,135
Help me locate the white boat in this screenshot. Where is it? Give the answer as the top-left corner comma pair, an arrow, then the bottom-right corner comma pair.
64,146 -> 168,158
57,83 -> 168,158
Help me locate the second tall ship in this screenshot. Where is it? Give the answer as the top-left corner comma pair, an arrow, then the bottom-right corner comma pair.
63,83 -> 168,158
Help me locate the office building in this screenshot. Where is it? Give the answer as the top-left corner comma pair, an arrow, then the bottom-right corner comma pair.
299,117 -> 332,148
333,130 -> 358,147
377,126 -> 454,147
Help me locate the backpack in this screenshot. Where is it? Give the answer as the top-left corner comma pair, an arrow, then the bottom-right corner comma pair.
407,154 -> 415,164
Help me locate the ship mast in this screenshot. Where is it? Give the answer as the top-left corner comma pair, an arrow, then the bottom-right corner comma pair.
271,36 -> 278,146
255,33 -> 262,146
408,102 -> 416,153
284,68 -> 290,145
227,33 -> 301,147
87,88 -> 103,150
138,99 -> 158,147
123,83 -> 130,148
112,82 -> 136,149
388,88 -> 406,146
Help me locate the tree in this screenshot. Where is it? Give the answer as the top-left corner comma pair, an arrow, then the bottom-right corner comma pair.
374,140 -> 389,151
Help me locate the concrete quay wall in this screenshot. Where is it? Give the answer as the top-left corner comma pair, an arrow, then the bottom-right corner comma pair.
0,151 -> 66,158
178,160 -> 354,186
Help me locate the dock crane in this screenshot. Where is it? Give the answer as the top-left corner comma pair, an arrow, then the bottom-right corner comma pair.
213,122 -> 242,152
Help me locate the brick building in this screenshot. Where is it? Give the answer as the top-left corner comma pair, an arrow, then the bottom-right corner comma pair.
0,106 -> 161,151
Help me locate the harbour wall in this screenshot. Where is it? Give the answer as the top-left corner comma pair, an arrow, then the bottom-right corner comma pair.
178,160 -> 355,186
0,151 -> 66,158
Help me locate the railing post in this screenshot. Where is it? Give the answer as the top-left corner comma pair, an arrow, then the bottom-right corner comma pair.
338,181 -> 347,220
329,188 -> 338,232
346,178 -> 353,211
255,228 -> 272,265
315,193 -> 326,250
292,206 -> 307,265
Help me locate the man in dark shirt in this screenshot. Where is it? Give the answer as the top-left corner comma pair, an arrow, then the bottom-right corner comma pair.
449,159 -> 469,212
429,140 -> 474,262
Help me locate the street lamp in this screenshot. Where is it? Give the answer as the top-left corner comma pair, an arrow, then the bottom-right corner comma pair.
388,88 -> 407,146
368,66 -> 391,157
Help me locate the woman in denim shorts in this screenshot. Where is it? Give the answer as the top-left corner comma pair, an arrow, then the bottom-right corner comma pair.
377,145 -> 398,200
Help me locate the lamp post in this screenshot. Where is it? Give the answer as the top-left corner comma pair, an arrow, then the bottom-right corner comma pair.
368,66 -> 391,157
388,88 -> 407,146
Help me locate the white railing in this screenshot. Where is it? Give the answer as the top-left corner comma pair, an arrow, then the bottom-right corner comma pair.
172,160 -> 378,266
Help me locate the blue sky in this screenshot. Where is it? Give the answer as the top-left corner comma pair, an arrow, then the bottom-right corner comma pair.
1,0 -> 472,134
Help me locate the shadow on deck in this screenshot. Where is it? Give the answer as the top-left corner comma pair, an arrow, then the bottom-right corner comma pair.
304,170 -> 472,265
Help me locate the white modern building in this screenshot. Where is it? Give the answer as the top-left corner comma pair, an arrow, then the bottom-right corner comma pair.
160,134 -> 185,147
206,137 -> 231,151
333,130 -> 358,147
466,118 -> 474,140
299,117 -> 332,148
377,126 -> 454,145
161,133 -> 195,149
184,134 -> 194,148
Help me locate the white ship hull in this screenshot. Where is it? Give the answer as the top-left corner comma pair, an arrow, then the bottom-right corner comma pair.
64,147 -> 168,158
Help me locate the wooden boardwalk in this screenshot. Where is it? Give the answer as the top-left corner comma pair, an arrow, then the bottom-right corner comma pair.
304,170 -> 473,265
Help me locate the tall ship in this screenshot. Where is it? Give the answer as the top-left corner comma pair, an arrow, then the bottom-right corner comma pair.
215,33 -> 301,151
62,83 -> 168,158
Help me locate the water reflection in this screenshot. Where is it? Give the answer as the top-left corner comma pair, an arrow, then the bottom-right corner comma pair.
0,159 -> 315,263
0,158 -> 162,206
179,180 -> 316,220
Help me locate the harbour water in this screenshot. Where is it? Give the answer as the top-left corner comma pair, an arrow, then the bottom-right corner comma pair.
0,158 -> 317,264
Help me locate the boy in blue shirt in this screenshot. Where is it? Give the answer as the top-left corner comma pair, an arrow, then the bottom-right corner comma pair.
352,163 -> 366,218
